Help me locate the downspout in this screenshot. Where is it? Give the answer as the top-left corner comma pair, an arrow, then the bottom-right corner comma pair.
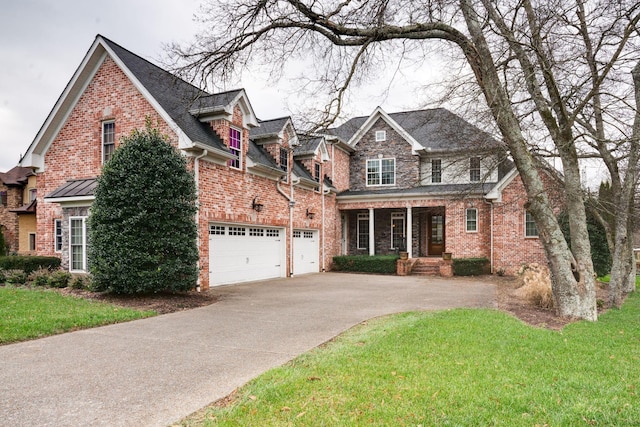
277,176 -> 299,277
321,186 -> 330,272
484,198 -> 494,274
194,149 -> 208,292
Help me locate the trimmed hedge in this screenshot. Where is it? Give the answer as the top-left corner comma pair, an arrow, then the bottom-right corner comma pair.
333,255 -> 400,274
0,256 -> 61,274
452,257 -> 490,276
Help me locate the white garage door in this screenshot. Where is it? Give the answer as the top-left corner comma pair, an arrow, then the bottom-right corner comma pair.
293,229 -> 319,275
209,224 -> 285,286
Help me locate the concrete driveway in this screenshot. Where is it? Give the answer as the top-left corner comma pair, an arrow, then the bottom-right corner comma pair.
0,273 -> 496,426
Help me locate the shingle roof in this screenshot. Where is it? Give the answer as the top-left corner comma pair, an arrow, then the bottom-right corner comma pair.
0,166 -> 35,186
45,178 -> 97,199
337,182 -> 496,198
293,160 -> 315,182
247,140 -> 279,170
293,135 -> 323,157
10,199 -> 37,214
250,117 -> 291,139
101,37 -> 228,152
331,108 -> 502,151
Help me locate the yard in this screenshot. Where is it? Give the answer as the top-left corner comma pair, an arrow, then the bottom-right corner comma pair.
178,282 -> 640,426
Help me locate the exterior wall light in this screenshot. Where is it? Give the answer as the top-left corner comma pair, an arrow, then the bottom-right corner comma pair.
306,208 -> 316,219
252,196 -> 264,212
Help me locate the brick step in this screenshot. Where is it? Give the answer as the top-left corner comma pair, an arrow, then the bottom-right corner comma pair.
410,258 -> 444,276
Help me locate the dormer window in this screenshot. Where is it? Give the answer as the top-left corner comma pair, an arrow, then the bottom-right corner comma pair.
314,163 -> 321,182
279,147 -> 289,172
375,130 -> 386,142
102,121 -> 115,164
228,127 -> 242,170
470,157 -> 481,182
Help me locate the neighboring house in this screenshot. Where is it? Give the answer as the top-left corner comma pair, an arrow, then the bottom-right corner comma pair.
17,34 -> 561,288
0,166 -> 37,254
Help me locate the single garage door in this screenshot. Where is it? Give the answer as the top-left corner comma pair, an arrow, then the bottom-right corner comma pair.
293,229 -> 319,275
209,223 -> 285,286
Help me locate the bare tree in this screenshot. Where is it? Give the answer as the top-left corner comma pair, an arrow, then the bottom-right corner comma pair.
171,0 -> 640,320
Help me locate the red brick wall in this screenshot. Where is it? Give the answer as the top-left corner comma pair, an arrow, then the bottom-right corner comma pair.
491,173 -> 564,274
37,56 -> 178,257
327,145 -> 351,192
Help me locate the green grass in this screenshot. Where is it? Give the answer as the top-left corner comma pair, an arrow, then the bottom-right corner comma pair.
0,286 -> 156,344
181,290 -> 640,426
598,274 -> 640,286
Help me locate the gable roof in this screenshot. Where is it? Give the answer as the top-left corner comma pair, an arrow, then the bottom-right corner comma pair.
19,35 -> 261,170
0,166 -> 35,186
101,37 -> 230,152
330,107 -> 503,154
293,135 -> 324,157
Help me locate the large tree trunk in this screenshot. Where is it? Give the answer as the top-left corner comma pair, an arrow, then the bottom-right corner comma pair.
460,0 -> 596,320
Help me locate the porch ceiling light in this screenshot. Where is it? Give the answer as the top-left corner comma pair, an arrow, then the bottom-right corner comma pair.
252,196 -> 264,212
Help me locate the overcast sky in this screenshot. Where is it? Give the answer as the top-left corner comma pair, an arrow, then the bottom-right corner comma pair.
0,0 -> 431,172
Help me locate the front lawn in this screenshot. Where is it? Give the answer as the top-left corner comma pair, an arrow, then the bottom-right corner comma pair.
180,289 -> 640,426
0,286 -> 156,344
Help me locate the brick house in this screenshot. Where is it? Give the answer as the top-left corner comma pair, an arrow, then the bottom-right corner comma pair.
17,34 -> 556,288
0,166 -> 37,254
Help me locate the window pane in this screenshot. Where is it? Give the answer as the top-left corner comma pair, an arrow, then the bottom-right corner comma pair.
466,209 -> 477,232
470,157 -> 481,182
366,160 -> 380,186
381,159 -> 395,185
357,214 -> 369,249
525,211 -> 538,237
432,159 -> 442,183
103,122 -> 115,164
229,128 -> 242,169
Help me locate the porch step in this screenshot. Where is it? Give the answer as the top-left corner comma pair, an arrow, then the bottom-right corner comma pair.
411,258 -> 443,276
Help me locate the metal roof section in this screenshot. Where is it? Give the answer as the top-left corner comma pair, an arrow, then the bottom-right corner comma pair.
337,182 -> 496,201
44,178 -> 98,203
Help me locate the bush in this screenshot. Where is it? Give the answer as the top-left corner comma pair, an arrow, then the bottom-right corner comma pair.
70,274 -> 89,290
452,257 -> 490,276
48,271 -> 71,288
29,268 -> 51,287
89,123 -> 199,294
4,269 -> 28,285
0,268 -> 5,284
332,255 -> 399,274
515,263 -> 554,309
0,256 -> 61,274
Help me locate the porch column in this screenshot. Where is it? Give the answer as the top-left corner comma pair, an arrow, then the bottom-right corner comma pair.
368,207 -> 375,256
406,206 -> 412,258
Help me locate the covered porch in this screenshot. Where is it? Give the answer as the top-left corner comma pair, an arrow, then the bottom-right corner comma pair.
340,206 -> 447,258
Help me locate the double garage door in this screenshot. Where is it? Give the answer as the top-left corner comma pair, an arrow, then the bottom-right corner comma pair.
209,223 -> 318,287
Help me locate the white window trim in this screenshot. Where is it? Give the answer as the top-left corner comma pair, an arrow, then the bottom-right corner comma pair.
54,219 -> 63,252
466,208 -> 478,233
69,216 -> 88,273
357,213 -> 369,250
229,126 -> 243,170
390,212 -> 406,249
366,158 -> 396,187
102,120 -> 115,165
525,210 -> 539,238
375,130 -> 386,142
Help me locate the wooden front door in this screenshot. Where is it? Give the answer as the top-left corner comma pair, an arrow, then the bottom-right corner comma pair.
427,214 -> 444,256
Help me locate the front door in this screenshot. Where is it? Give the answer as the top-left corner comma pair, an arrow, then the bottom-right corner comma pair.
428,214 -> 444,256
